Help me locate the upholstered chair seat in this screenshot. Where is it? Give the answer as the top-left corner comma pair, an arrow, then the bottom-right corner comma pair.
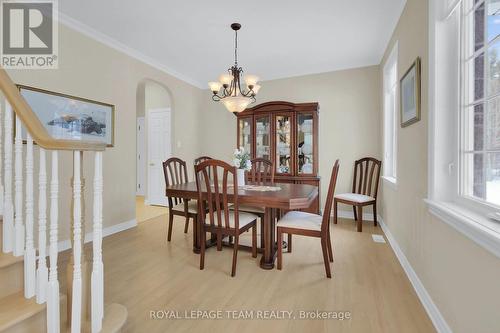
334,193 -> 375,203
205,211 -> 258,229
171,200 -> 199,214
277,211 -> 322,231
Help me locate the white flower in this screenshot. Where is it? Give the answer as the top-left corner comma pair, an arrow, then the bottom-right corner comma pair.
245,160 -> 252,171
233,158 -> 241,168
239,146 -> 244,153
234,148 -> 239,156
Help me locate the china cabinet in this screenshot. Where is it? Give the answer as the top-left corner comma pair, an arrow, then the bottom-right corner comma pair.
236,101 -> 320,213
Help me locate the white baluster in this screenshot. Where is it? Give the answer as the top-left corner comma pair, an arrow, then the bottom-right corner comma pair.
24,134 -> 35,298
0,100 -> 4,216
71,151 -> 82,333
13,115 -> 24,257
36,148 -> 48,304
91,151 -> 103,333
3,102 -> 13,253
47,151 -> 60,333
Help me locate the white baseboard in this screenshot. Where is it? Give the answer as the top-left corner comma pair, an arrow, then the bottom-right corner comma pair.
57,219 -> 137,253
377,216 -> 452,333
333,210 -> 451,332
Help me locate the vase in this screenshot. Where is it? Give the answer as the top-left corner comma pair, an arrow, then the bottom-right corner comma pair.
237,168 -> 246,187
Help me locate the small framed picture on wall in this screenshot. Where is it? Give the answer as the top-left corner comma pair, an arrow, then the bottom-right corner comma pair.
400,57 -> 421,127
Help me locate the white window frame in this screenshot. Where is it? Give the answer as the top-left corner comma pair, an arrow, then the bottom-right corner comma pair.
458,0 -> 500,212
382,42 -> 398,188
427,0 -> 500,259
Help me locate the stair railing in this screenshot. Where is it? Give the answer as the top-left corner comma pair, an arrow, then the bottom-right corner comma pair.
0,67 -> 107,333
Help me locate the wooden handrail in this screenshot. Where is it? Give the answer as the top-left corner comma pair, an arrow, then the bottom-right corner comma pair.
0,67 -> 106,151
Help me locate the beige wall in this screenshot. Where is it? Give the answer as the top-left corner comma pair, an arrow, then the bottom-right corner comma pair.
200,66 -> 381,206
379,1 -> 500,332
136,81 -> 172,117
6,23 -> 203,242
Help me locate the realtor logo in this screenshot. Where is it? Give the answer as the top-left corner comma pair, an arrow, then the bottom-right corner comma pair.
1,0 -> 58,69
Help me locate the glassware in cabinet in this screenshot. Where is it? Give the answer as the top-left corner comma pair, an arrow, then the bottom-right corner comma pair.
238,117 -> 252,155
297,113 -> 314,174
255,115 -> 271,160
275,115 -> 292,174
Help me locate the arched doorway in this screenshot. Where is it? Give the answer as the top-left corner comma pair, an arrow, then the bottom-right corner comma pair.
135,79 -> 173,221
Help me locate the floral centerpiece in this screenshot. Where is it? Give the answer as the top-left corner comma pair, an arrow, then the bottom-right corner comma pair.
233,147 -> 252,186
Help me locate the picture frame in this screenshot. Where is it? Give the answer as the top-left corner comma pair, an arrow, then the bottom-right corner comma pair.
400,57 -> 421,128
16,85 -> 115,147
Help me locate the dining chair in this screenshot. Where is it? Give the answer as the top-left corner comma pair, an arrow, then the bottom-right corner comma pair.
194,156 -> 213,180
230,158 -> 273,248
195,159 -> 258,277
333,157 -> 381,232
194,156 -> 213,165
163,157 -> 198,241
277,160 -> 340,278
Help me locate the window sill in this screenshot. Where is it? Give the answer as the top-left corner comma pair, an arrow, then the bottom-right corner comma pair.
424,199 -> 500,259
382,176 -> 397,190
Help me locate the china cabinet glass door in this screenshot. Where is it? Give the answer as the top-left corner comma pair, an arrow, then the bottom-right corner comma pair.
255,115 -> 271,160
238,117 -> 252,155
275,115 -> 292,174
297,112 -> 314,175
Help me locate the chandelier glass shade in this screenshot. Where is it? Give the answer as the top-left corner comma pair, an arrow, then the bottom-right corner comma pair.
208,23 -> 260,114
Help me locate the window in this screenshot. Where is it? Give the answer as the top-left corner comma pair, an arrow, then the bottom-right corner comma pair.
427,0 -> 500,259
383,43 -> 398,183
462,0 -> 500,208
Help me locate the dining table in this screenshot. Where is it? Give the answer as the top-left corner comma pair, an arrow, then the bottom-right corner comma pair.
164,181 -> 319,269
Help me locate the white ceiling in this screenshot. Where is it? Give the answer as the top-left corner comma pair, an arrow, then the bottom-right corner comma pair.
59,0 -> 406,88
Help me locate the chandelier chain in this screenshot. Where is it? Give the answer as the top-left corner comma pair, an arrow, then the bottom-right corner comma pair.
234,29 -> 238,66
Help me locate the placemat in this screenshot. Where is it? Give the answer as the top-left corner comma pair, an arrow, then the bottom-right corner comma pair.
239,184 -> 281,191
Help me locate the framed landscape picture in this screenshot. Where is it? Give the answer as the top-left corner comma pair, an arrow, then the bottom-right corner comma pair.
400,57 -> 421,127
17,85 -> 115,146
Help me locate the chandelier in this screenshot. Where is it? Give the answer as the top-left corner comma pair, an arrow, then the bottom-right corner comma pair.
208,23 -> 261,114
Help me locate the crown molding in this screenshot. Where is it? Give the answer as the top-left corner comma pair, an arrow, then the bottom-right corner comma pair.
57,12 -> 205,89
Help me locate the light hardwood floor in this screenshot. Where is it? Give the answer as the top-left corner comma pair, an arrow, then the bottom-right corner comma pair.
135,196 -> 168,223
85,209 -> 436,333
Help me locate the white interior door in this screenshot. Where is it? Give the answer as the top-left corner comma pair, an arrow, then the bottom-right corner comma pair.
136,117 -> 145,196
147,108 -> 171,206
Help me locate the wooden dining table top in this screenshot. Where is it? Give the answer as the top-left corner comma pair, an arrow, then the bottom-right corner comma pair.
165,181 -> 318,210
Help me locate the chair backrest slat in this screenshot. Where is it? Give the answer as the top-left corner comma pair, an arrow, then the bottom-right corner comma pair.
194,156 -> 213,180
163,157 -> 189,207
322,160 -> 340,232
195,160 -> 239,230
248,158 -> 274,185
351,157 -> 382,198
